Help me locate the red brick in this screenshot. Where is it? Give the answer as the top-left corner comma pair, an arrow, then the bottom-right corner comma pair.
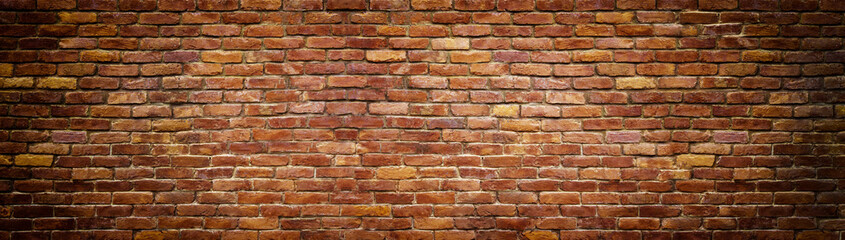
1,2 -> 842,235
498,0 -> 534,11
576,0 -> 614,10
452,0 -> 493,10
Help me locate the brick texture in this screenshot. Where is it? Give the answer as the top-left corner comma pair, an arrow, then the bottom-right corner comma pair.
1,0 -> 845,239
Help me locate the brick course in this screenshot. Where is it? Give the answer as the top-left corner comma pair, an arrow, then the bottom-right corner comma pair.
1,0 -> 845,239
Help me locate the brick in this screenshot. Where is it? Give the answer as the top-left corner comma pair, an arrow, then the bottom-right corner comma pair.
326,0 -> 365,9
616,25 -> 655,36
389,38 -> 429,49
377,167 -> 417,179
467,63 -> 506,76
619,218 -> 660,230
553,39 -> 591,50
513,13 -> 555,24
455,0 -> 496,10
367,102 -> 407,115
676,154 -> 715,168
15,154 -> 53,166
158,0 -> 196,10
596,12 -> 635,23
616,77 -> 657,89
597,63 -> 635,76
451,52 -> 491,63
366,50 -> 407,62
720,63 -> 758,76
432,38 -> 470,50
700,0 -> 738,9
498,0 -> 534,10
576,25 -> 614,36
0,1 -> 840,235
36,77 -> 76,89
576,0 -> 614,10
573,51 -> 612,62
539,192 -> 580,204
306,37 -> 345,49
769,92 -> 808,104
534,0 -> 573,10
410,25 -> 449,37
547,92 -> 586,104
411,0 -> 452,10
511,64 -> 552,76
636,38 -> 676,49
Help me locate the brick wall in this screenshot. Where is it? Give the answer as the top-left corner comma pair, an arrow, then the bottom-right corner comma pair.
1,0 -> 844,239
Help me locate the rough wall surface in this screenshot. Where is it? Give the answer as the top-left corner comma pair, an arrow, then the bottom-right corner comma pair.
1,0 -> 845,239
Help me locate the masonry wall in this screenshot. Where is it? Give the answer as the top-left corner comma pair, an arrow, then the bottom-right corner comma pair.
1,0 -> 844,239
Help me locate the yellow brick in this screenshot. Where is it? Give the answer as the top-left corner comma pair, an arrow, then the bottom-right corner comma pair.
742,50 -> 780,62
636,157 -> 674,169
663,170 -> 691,179
415,217 -> 454,229
58,12 -> 98,24
836,105 -> 845,117
676,154 -> 715,168
492,105 -> 519,117
80,50 -> 121,62
596,12 -> 635,23
15,154 -> 53,166
377,167 -> 417,179
431,38 -> 470,50
574,50 -> 612,62
1,77 -> 34,88
500,119 -> 540,132
343,205 -> 391,216
134,231 -> 179,240
366,50 -> 407,62
36,77 -> 77,89
0,64 -> 12,77
523,231 -> 559,240
0,155 -> 11,165
377,26 -> 406,36
616,77 -> 656,89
